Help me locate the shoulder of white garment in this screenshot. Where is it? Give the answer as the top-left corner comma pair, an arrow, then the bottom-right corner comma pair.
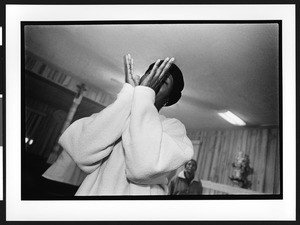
161,116 -> 186,131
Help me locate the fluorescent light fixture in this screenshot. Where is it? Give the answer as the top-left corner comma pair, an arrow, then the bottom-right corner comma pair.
218,110 -> 246,126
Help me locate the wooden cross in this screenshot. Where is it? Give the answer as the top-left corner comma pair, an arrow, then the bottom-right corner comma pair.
76,83 -> 87,98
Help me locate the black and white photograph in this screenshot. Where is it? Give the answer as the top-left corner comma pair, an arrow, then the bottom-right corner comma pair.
5,4 -> 295,221
22,22 -> 281,199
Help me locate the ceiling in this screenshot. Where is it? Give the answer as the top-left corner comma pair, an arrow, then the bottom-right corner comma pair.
24,23 -> 279,130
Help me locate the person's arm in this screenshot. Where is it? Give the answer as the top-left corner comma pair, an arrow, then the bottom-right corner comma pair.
122,86 -> 194,184
59,83 -> 134,174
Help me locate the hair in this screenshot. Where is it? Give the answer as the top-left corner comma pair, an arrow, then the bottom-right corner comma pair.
145,60 -> 184,106
184,159 -> 198,169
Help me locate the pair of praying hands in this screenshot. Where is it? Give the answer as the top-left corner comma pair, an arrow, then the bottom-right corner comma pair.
124,54 -> 175,93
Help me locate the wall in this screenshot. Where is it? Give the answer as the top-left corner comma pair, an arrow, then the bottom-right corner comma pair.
187,127 -> 280,194
25,51 -> 115,107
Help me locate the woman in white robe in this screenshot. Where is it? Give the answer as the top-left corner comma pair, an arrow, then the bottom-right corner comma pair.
45,55 -> 193,195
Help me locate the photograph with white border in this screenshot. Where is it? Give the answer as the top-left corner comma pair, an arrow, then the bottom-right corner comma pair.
6,4 -> 295,221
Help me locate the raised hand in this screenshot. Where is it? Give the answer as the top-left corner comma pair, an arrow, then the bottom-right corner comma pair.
140,57 -> 175,93
124,54 -> 140,87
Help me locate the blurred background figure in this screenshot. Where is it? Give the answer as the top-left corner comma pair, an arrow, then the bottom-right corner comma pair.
169,159 -> 203,195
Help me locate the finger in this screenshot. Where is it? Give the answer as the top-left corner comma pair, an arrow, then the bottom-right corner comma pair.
159,57 -> 175,81
156,57 -> 170,78
127,54 -> 131,67
124,55 -> 129,81
124,55 -> 128,73
139,73 -> 150,86
148,59 -> 161,81
149,58 -> 169,92
133,75 -> 140,85
130,57 -> 134,77
128,54 -> 135,84
127,54 -> 132,74
126,54 -> 131,77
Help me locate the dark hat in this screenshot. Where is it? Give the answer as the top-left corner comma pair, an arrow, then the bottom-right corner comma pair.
145,60 -> 184,107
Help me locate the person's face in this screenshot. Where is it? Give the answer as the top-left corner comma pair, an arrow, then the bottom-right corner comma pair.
140,72 -> 174,109
185,160 -> 197,174
155,74 -> 173,106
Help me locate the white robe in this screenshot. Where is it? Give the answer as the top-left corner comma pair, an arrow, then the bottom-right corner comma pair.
47,84 -> 193,195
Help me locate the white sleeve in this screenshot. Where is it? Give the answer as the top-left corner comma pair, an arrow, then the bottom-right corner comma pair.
59,83 -> 134,173
122,86 -> 194,184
